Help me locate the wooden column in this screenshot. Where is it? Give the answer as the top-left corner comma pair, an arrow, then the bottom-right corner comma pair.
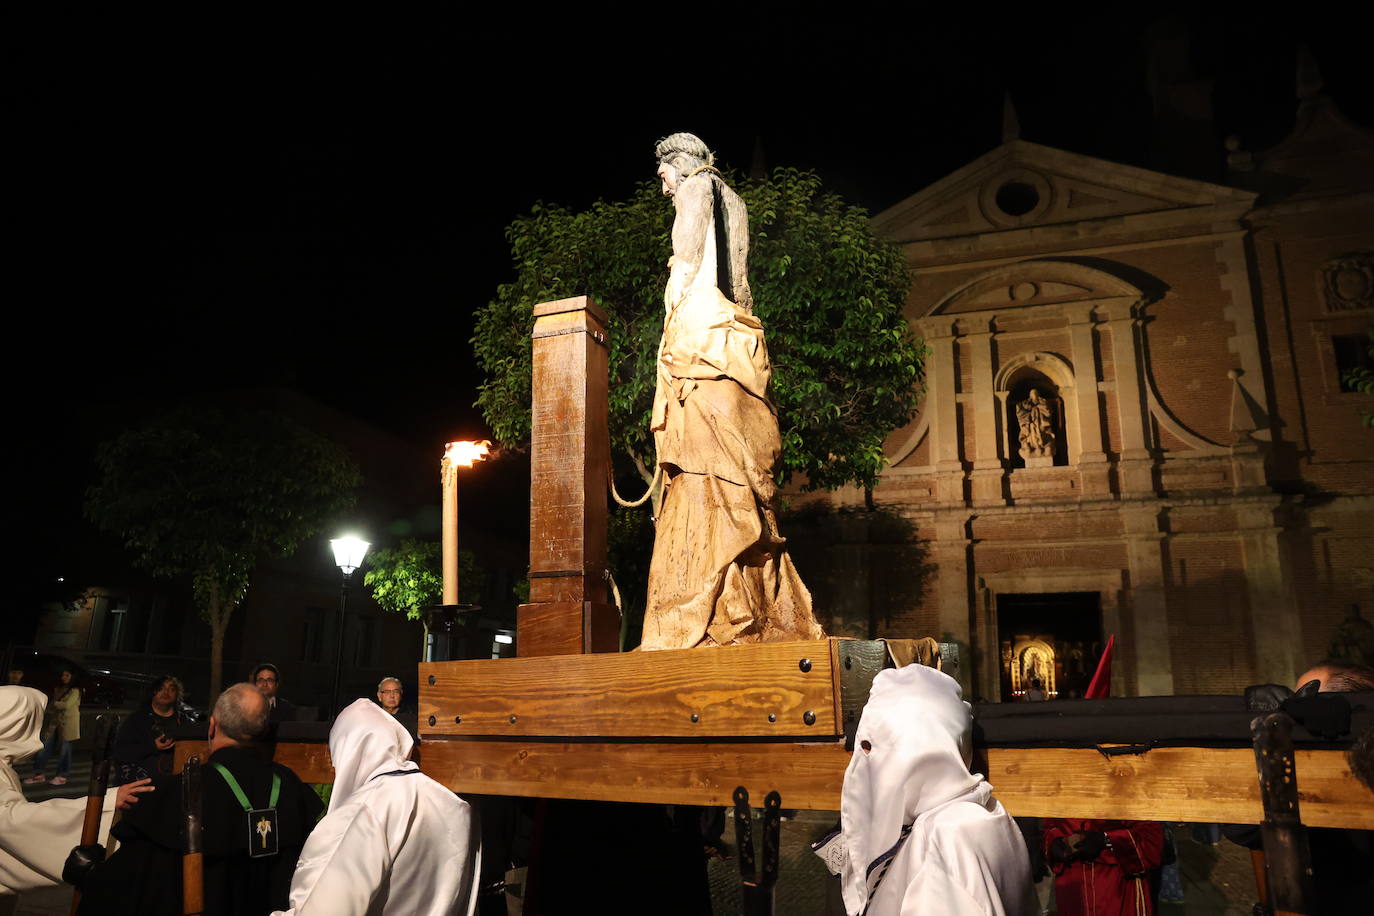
516,296 -> 620,657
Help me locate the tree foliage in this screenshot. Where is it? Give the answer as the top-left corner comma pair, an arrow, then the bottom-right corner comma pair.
86,407 -> 361,698
364,539 -> 484,620
472,168 -> 924,491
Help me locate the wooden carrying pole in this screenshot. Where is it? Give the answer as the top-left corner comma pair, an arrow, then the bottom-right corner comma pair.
516,296 -> 619,657
181,755 -> 204,916
1252,713 -> 1315,916
70,714 -> 118,915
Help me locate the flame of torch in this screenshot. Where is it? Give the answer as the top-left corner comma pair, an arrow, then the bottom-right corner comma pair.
441,440 -> 490,607
444,439 -> 491,469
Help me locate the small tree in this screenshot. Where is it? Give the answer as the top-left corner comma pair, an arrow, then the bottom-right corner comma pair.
363,539 -> 485,654
472,167 -> 925,493
86,407 -> 361,699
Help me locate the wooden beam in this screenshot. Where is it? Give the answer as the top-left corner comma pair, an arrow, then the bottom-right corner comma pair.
171,736 -> 1374,830
419,738 -> 849,809
518,296 -> 619,657
980,746 -> 1372,831
173,740 -> 335,785
418,640 -> 839,739
418,740 -> 1374,829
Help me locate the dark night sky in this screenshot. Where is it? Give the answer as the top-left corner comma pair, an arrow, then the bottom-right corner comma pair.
7,9 -> 1369,594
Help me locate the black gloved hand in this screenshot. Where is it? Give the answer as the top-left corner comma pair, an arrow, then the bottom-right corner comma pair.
63,843 -> 105,888
1281,691 -> 1352,741
1075,830 -> 1108,861
1244,683 -> 1293,712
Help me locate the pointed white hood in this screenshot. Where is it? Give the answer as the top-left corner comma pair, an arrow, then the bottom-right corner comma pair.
1,687 -> 47,772
327,698 -> 418,812
840,665 -> 988,913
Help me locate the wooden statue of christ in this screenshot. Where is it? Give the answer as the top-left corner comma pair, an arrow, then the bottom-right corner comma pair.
639,132 -> 825,649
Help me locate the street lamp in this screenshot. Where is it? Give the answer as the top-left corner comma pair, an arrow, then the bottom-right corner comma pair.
329,535 -> 370,719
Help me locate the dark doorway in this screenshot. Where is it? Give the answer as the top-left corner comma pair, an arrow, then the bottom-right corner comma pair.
996,592 -> 1102,701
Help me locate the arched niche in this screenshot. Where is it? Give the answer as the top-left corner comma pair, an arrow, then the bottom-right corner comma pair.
995,352 -> 1076,467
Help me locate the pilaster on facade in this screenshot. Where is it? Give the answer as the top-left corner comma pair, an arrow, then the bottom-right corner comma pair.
931,512 -> 975,697
1235,499 -> 1302,687
1122,505 -> 1174,696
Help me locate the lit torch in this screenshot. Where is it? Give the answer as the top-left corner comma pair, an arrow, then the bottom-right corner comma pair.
441,440 -> 490,605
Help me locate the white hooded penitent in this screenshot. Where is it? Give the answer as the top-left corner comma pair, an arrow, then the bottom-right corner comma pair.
272,698 -> 480,916
2,686 -> 118,895
838,666 -> 1035,916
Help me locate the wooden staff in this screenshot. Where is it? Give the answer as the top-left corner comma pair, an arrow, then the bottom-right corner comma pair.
70,714 -> 119,916
182,756 -> 204,916
1252,712 -> 1314,916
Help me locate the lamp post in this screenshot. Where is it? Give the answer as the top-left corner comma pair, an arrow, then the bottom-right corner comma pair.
329,535 -> 370,720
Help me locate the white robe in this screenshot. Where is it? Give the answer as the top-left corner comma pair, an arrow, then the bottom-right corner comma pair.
838,666 -> 1036,916
1,686 -> 117,897
272,699 -> 479,916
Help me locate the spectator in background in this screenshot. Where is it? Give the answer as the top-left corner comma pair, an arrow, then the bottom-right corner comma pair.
375,678 -> 402,717
70,683 -> 323,916
5,670 -> 21,686
113,675 -> 186,785
24,666 -> 80,786
1024,678 -> 1047,702
375,677 -> 416,739
252,664 -> 296,725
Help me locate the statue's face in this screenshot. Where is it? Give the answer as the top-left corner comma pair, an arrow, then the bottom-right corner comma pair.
657,159 -> 680,197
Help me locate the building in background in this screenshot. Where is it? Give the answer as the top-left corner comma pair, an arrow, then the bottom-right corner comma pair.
794,62 -> 1373,701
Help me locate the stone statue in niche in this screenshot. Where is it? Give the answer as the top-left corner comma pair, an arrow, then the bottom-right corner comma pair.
639,132 -> 824,649
1015,388 -> 1056,467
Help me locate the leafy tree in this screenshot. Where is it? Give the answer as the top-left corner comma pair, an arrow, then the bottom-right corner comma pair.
363,538 -> 485,653
86,407 -> 361,698
472,167 -> 924,493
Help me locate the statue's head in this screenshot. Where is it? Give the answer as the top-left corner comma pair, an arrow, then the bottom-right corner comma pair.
655,132 -> 713,197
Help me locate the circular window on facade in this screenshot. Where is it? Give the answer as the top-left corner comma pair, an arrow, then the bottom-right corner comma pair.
995,181 -> 1040,216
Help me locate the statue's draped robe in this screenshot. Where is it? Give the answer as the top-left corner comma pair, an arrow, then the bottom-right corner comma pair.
640,171 -> 824,649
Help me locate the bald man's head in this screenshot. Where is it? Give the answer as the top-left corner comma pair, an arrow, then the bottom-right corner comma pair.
1295,661 -> 1374,694
212,682 -> 271,745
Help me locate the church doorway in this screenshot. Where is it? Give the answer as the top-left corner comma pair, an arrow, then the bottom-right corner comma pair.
996,592 -> 1102,701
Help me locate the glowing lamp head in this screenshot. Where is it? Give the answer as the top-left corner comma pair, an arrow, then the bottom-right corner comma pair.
444,440 -> 491,468
330,535 -> 371,576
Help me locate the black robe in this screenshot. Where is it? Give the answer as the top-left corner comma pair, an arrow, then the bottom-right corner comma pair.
78,745 -> 323,916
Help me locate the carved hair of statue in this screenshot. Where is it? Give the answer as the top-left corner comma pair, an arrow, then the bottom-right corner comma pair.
655,132 -> 715,171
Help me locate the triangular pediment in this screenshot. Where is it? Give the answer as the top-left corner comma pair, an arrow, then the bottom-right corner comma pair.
873,140 -> 1255,242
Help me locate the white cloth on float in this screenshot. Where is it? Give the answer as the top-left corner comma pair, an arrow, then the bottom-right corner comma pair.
272,698 -> 480,916
1,686 -> 117,896
838,666 -> 1036,916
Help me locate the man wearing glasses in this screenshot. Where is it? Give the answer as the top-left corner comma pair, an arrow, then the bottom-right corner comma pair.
251,664 -> 296,725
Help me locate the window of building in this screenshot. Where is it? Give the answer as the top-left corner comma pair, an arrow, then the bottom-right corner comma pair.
1333,332 -> 1373,392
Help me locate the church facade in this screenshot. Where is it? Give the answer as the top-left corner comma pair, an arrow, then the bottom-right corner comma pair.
796,92 -> 1374,701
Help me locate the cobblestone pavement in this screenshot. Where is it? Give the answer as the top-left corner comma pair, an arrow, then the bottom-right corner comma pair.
707,812 -> 1263,916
